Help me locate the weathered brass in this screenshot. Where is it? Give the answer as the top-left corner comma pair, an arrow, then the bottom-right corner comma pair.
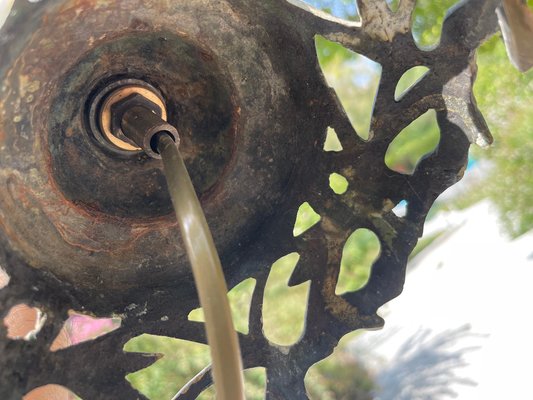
100,85 -> 167,152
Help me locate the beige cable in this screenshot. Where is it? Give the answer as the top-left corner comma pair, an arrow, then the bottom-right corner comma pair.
158,133 -> 245,400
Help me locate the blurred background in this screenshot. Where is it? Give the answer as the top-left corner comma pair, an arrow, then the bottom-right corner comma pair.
2,0 -> 532,399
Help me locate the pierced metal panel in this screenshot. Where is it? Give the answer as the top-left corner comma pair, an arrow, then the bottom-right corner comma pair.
0,0 -> 499,398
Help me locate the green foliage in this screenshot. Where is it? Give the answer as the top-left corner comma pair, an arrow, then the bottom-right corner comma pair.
125,336 -> 267,399
472,36 -> 533,237
385,109 -> 440,174
316,31 -> 439,174
389,67 -> 440,174
124,335 -> 211,399
189,278 -> 256,334
329,172 -> 349,194
306,335 -> 375,400
293,202 -> 321,236
336,229 -> 380,294
386,0 -> 400,12
323,127 -> 343,152
395,66 -> 430,100
125,215 -> 378,399
262,253 -> 309,345
411,0 -> 459,48
197,368 -> 266,400
315,35 -> 381,140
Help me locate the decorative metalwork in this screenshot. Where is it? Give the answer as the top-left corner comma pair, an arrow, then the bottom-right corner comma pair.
0,0 -> 500,398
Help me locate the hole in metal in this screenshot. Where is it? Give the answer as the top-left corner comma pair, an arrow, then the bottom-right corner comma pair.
392,199 -> 408,218
294,202 -> 321,237
336,229 -> 381,295
199,367 -> 267,399
412,0 -> 461,49
263,253 -> 309,346
385,109 -> 440,175
316,35 -> 382,140
188,278 -> 256,335
285,0 -> 360,24
386,0 -> 400,12
323,127 -> 343,152
329,172 -> 349,195
305,332 -> 376,399
395,66 -> 430,101
124,335 -> 210,399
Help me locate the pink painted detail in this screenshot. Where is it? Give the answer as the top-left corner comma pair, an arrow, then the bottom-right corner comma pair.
66,313 -> 121,345
50,311 -> 121,351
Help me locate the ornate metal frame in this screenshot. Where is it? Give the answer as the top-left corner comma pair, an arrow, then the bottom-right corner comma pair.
0,0 -> 499,398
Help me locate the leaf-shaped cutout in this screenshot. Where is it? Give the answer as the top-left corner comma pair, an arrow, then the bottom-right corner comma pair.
412,0 -> 461,49
323,127 -> 343,152
124,335 -> 210,399
316,35 -> 382,140
188,278 -> 256,334
50,311 -> 121,351
242,367 -> 267,399
285,0 -> 359,22
263,253 -> 310,346
386,0 -> 400,12
187,308 -> 204,323
336,229 -> 381,295
198,367 -> 266,399
3,304 -> 46,340
329,172 -> 349,195
385,109 -> 440,175
0,266 -> 9,289
293,202 -> 321,237
305,331 -> 375,399
23,385 -> 81,400
395,66 -> 430,101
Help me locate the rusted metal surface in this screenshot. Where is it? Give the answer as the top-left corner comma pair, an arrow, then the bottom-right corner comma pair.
0,0 -> 499,398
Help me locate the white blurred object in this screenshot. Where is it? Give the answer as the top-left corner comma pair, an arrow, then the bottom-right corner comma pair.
354,200 -> 533,399
497,0 -> 533,72
0,0 -> 15,30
